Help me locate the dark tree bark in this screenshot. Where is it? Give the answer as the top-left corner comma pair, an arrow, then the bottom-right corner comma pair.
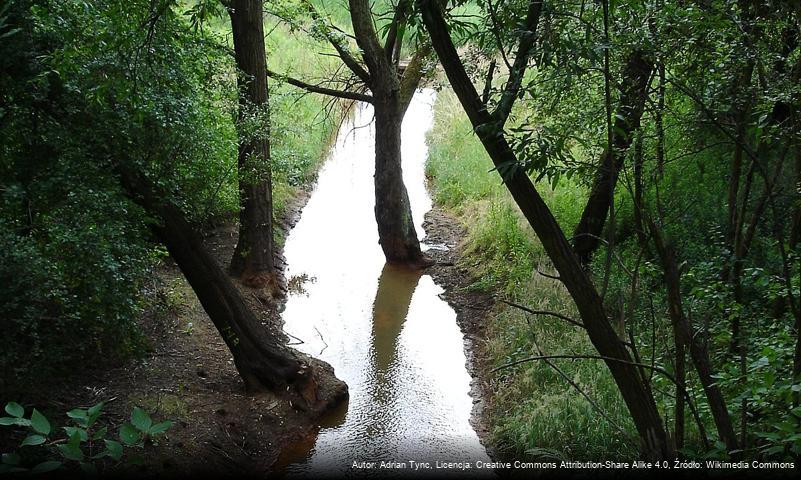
372,93 -> 426,264
228,0 -> 276,287
420,0 -> 674,459
116,166 -> 347,407
573,50 -> 653,265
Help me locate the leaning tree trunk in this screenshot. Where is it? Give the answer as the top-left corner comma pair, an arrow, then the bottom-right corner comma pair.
372,90 -> 428,265
420,1 -> 674,458
573,50 -> 653,265
228,0 -> 276,288
115,166 -> 348,408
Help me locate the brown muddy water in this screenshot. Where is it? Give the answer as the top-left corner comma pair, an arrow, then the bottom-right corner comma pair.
278,90 -> 492,477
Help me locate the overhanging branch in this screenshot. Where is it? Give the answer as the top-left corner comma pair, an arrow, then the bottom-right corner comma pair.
266,68 -> 373,103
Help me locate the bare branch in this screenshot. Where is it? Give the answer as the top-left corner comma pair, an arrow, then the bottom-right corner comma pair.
266,68 -> 374,103
481,59 -> 496,104
501,299 -> 584,329
298,0 -> 372,85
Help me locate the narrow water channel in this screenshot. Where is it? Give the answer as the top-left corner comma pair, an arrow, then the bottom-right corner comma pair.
279,89 -> 491,477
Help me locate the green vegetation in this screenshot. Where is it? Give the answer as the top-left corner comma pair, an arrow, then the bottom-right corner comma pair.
3,0 -> 800,471
428,89 -> 635,458
0,401 -> 170,475
0,0 -> 335,385
424,0 -> 801,461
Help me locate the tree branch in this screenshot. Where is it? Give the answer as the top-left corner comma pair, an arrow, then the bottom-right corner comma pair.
298,0 -> 372,85
501,299 -> 585,329
349,0 -> 389,76
384,0 -> 413,61
266,68 -> 374,103
491,0 -> 543,127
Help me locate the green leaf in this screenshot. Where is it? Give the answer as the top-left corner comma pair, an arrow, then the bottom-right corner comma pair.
104,439 -> 123,461
119,423 -> 141,446
0,417 -> 31,427
149,421 -> 173,436
57,429 -> 84,460
86,402 -> 104,427
79,462 -> 97,474
21,434 -> 46,447
5,402 -> 24,418
57,443 -> 84,461
30,461 -> 62,474
63,426 -> 89,442
30,409 -> 51,435
1,453 -> 21,465
131,407 -> 152,433
87,402 -> 104,418
0,416 -> 17,426
92,426 -> 108,440
67,408 -> 88,427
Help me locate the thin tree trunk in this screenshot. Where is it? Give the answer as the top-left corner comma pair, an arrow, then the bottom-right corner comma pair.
655,63 -> 665,177
674,325 -> 686,451
229,0 -> 276,287
648,219 -> 740,453
633,129 -> 648,250
421,2 -> 673,457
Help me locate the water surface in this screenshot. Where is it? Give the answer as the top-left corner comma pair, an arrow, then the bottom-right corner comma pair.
279,90 -> 491,477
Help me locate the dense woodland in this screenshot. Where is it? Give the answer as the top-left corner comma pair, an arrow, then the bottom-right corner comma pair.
1,0 -> 800,475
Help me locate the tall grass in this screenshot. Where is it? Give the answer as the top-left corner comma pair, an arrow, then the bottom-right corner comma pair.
426,89 -> 638,459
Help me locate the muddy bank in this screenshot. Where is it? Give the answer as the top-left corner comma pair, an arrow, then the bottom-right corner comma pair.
422,206 -> 498,461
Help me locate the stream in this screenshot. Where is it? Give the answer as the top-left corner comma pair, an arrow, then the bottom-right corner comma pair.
278,89 -> 492,477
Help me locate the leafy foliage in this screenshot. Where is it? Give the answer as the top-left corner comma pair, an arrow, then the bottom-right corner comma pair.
0,401 -> 170,474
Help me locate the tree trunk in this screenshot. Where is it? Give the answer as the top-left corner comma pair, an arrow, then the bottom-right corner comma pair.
420,2 -> 674,458
229,0 -> 276,287
573,50 -> 653,265
373,91 -> 429,265
347,0 -> 430,266
674,326 -> 686,451
116,166 -> 347,407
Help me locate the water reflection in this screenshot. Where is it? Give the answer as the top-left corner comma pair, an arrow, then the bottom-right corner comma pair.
371,264 -> 421,373
278,90 -> 491,477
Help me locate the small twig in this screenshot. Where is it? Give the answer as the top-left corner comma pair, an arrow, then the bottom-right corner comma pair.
536,268 -> 562,281
502,299 -> 584,329
285,332 -> 305,346
314,326 -> 328,355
